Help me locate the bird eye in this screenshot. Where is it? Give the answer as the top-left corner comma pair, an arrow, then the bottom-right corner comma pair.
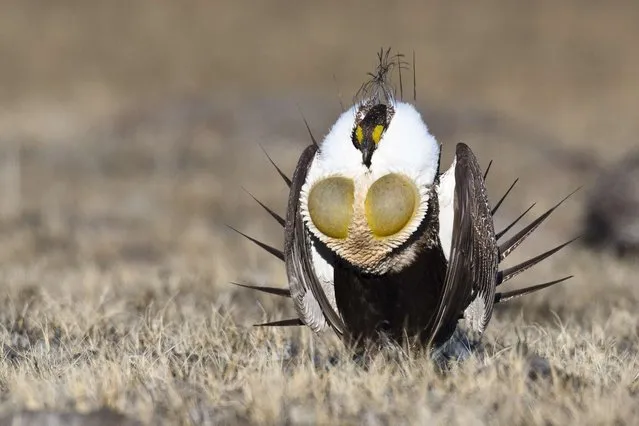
308,177 -> 355,239
365,174 -> 418,237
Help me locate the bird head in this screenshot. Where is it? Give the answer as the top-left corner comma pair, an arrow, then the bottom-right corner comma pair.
351,103 -> 392,168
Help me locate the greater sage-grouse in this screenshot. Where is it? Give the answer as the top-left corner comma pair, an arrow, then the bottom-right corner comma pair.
232,50 -> 575,358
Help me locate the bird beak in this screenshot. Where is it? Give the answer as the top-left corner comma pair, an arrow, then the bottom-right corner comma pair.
361,140 -> 375,168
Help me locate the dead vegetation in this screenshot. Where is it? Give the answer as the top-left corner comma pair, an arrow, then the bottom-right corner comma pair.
0,1 -> 638,425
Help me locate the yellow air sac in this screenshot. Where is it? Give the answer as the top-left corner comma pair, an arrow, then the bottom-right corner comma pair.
365,173 -> 417,237
308,177 -> 355,239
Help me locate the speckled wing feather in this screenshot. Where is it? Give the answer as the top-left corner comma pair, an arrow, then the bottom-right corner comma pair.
432,143 -> 499,340
285,144 -> 345,336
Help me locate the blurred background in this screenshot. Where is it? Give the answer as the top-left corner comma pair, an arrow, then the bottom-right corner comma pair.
0,1 -> 637,321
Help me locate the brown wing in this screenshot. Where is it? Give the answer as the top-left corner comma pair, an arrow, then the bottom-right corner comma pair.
284,144 -> 345,336
431,143 -> 499,341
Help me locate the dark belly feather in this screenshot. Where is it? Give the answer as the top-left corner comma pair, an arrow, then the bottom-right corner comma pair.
333,245 -> 451,348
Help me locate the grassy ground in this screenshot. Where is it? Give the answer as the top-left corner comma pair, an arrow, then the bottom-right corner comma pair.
0,2 -> 638,425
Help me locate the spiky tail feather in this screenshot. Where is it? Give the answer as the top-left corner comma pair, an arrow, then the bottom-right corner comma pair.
254,318 -> 303,327
230,282 -> 291,297
495,276 -> 572,304
242,188 -> 285,228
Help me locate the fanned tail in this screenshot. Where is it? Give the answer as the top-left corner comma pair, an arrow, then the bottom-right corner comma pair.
230,133 -> 314,328
488,166 -> 579,304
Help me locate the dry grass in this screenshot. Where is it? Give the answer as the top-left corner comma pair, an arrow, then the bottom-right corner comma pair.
0,1 -> 638,425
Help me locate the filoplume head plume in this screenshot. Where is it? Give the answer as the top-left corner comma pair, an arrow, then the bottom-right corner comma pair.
354,48 -> 408,106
